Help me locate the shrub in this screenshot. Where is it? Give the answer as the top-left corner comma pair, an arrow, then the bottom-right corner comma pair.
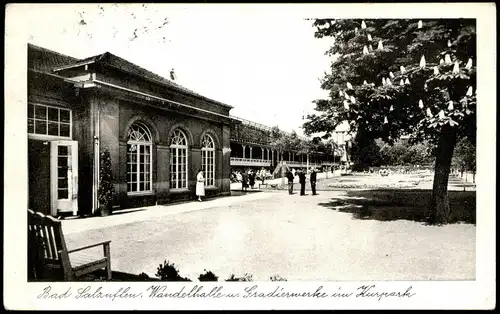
97,149 -> 115,214
270,275 -> 287,281
123,260 -> 288,282
138,272 -> 151,281
198,270 -> 219,282
225,273 -> 253,282
155,260 -> 191,281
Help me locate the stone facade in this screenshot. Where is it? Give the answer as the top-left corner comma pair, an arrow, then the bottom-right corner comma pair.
28,44 -> 233,216
27,43 -> 350,217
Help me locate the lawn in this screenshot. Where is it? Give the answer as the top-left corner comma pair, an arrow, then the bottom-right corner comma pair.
318,189 -> 476,224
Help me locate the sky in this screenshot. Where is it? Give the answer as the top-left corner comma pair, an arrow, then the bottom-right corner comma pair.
21,4 -> 336,136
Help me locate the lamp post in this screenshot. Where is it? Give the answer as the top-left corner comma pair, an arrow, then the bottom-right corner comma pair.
332,141 -> 335,177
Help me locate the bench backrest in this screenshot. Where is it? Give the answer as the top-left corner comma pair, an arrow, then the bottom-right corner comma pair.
28,209 -> 69,279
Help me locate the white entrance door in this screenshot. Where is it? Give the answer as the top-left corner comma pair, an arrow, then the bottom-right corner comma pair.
50,141 -> 78,216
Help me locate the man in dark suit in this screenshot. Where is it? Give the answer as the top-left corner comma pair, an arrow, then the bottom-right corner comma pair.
310,168 -> 317,195
241,170 -> 249,191
286,170 -> 294,195
298,168 -> 306,196
249,170 -> 256,189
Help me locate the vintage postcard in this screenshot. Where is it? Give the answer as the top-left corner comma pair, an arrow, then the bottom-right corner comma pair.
4,3 -> 496,310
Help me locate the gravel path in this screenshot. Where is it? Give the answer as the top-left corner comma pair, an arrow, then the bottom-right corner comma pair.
64,190 -> 475,281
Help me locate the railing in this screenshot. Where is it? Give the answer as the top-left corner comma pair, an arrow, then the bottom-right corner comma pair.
230,157 -> 272,167
230,115 -> 308,141
321,161 -> 342,166
283,161 -> 303,165
282,161 -> 322,168
230,116 -> 272,132
230,158 -> 347,168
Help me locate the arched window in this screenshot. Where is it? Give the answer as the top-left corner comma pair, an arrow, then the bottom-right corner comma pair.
127,122 -> 152,193
201,134 -> 215,186
170,129 -> 188,189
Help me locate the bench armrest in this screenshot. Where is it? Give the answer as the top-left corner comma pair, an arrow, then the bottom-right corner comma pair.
67,240 -> 111,254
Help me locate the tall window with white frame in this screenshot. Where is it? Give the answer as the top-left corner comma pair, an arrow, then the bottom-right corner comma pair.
170,129 -> 188,189
127,123 -> 152,194
201,134 -> 215,186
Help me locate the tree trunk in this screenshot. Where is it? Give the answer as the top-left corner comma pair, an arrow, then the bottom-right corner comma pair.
429,127 -> 458,225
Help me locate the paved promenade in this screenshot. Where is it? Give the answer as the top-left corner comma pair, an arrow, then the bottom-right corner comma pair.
64,184 -> 475,281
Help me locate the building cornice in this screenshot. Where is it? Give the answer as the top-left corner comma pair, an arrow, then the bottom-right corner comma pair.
88,79 -> 235,125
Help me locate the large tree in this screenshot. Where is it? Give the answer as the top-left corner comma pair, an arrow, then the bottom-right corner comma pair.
303,19 -> 476,224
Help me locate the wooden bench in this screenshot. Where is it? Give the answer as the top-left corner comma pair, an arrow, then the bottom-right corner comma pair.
28,209 -> 112,281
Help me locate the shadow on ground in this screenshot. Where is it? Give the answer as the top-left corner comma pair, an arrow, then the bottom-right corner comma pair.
230,190 -> 263,196
105,208 -> 146,216
318,189 -> 476,224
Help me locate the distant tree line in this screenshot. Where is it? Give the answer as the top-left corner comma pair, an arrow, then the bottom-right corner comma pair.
350,134 -> 435,171
349,134 -> 475,174
451,137 -> 476,180
269,126 -> 342,162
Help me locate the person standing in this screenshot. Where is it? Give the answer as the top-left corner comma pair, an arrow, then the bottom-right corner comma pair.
310,167 -> 317,196
249,170 -> 256,189
298,168 -> 306,196
286,169 -> 294,195
241,169 -> 249,191
196,169 -> 205,202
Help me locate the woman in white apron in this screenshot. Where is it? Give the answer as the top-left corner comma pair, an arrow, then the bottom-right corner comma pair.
196,169 -> 205,202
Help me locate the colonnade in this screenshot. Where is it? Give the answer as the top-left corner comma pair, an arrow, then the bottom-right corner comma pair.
230,142 -> 349,170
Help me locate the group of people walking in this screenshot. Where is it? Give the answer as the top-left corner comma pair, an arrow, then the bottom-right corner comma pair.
195,168 -> 262,201
197,167 -> 319,201
286,168 -> 317,196
241,169 -> 257,191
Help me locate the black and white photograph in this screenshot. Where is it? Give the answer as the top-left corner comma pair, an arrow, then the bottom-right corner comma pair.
4,3 -> 496,310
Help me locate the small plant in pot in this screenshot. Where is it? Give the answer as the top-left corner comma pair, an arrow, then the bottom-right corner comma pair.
97,149 -> 115,217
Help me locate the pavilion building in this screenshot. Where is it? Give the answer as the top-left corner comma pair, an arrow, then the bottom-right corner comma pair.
27,43 -> 350,217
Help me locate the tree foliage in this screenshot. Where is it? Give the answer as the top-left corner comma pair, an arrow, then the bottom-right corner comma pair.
269,126 -> 291,159
269,127 -> 313,157
350,132 -> 383,170
350,136 -> 435,170
378,139 -> 434,166
268,126 -> 338,168
303,19 -> 476,146
98,149 -> 115,210
304,19 -> 476,224
452,137 -> 476,173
